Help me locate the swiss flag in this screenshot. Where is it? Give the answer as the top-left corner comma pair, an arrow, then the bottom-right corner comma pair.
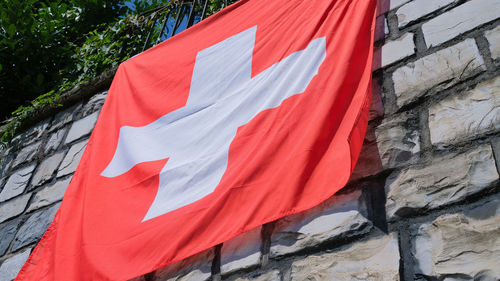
16,0 -> 377,280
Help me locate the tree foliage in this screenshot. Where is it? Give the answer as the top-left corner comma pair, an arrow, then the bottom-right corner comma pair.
0,0 -> 233,145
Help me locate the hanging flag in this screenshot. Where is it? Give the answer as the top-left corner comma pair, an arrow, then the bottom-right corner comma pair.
17,0 -> 377,279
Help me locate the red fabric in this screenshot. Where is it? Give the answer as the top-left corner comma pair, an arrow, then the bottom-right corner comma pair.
16,0 -> 377,280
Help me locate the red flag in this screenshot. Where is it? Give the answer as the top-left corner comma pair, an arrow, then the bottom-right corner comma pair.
17,0 -> 377,279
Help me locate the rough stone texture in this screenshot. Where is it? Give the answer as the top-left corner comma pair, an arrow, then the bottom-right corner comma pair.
375,112 -> 420,169
422,0 -> 500,47
429,76 -> 500,147
0,194 -> 31,224
64,111 -> 98,144
290,234 -> 400,281
233,270 -> 281,281
377,0 -> 411,16
154,249 -> 213,281
393,39 -> 486,107
386,144 -> 499,219
44,128 -> 67,154
0,218 -> 21,256
396,0 -> 455,28
12,141 -> 43,168
412,198 -> 500,280
0,249 -> 31,281
0,148 -> 14,179
485,25 -> 500,60
81,91 -> 107,116
221,226 -> 262,275
270,190 -> 371,258
57,139 -> 88,177
374,33 -> 415,70
0,165 -> 36,202
49,104 -> 82,132
11,203 -> 59,251
30,152 -> 65,187
11,119 -> 50,147
27,177 -> 71,212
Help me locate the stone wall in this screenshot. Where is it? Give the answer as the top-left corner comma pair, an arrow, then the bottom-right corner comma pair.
1,0 -> 499,280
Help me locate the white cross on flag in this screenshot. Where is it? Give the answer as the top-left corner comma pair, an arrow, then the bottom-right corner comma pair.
17,0 -> 377,280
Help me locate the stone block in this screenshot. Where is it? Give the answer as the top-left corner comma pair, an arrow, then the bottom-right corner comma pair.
57,140 -> 88,177
44,128 -> 67,154
0,249 -> 30,281
375,112 -> 420,169
49,104 -> 82,132
397,0 -> 455,28
12,141 -> 43,168
422,0 -> 500,47
64,111 -> 98,144
11,203 -> 59,251
385,144 -> 499,219
81,91 -> 107,116
0,148 -> 14,178
290,233 -> 400,281
154,249 -> 213,281
30,152 -> 65,187
27,177 -> 71,212
0,165 -> 36,202
270,190 -> 371,258
0,194 -> 31,224
429,76 -> 500,147
0,218 -> 21,256
234,270 -> 281,281
11,119 -> 50,147
393,39 -> 486,107
374,33 -> 415,70
221,226 -> 262,275
377,0 -> 411,16
485,25 -> 500,60
411,198 -> 500,280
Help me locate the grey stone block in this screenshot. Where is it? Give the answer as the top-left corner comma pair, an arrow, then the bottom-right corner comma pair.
154,249 -> 213,281
221,226 -> 262,275
81,91 -> 107,116
64,111 -> 98,144
373,33 -> 415,70
377,0 -> 411,16
422,0 -> 500,47
11,119 -> 50,147
57,140 -> 88,177
290,233 -> 400,281
270,190 -> 371,258
49,104 -> 82,132
0,194 -> 31,224
393,39 -> 486,108
0,249 -> 31,281
411,198 -> 500,280
27,177 -> 71,212
429,75 -> 500,148
0,165 -> 36,202
30,152 -> 65,187
11,203 -> 59,251
43,128 -> 67,154
0,218 -> 21,256
385,144 -> 499,219
396,0 -> 455,28
375,112 -> 420,169
485,25 -> 500,60
0,148 -> 14,179
12,141 -> 43,168
234,270 -> 281,281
